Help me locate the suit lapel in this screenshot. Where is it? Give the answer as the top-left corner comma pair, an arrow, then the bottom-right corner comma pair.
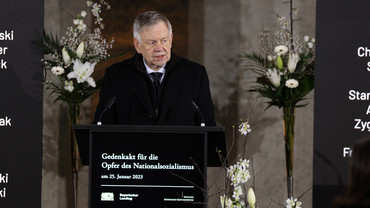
158,62 -> 189,124
122,66 -> 156,119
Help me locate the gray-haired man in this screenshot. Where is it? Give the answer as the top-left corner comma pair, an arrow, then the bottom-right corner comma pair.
94,11 -> 216,126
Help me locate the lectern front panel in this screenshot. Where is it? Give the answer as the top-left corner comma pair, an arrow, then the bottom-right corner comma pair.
90,130 -> 207,208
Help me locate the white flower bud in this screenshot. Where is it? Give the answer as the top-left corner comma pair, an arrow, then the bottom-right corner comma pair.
220,195 -> 225,208
287,53 -> 299,73
308,42 -> 314,49
267,55 -> 273,61
247,188 -> 256,208
76,42 -> 85,58
220,195 -> 232,208
304,35 -> 310,42
62,47 -> 71,64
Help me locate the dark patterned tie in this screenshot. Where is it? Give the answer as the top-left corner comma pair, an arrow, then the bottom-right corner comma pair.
149,72 -> 163,94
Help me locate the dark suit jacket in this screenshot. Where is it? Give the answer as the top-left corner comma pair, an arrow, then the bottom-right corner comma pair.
94,53 -> 216,126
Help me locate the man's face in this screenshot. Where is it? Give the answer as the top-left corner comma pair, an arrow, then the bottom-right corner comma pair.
134,21 -> 173,71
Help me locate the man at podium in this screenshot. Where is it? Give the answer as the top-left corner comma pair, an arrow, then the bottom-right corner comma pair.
94,11 -> 216,126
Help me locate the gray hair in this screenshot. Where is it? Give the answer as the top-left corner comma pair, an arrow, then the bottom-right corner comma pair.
133,11 -> 173,43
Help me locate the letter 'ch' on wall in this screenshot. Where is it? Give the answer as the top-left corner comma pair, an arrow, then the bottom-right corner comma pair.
0,0 -> 43,207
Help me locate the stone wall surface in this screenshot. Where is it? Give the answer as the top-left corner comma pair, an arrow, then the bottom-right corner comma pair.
238,0 -> 315,207
42,0 -> 316,207
43,0 -> 90,207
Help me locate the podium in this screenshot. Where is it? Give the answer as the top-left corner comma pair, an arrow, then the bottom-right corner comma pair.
73,125 -> 225,208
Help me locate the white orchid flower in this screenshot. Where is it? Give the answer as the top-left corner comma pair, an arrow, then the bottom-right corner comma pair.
247,188 -> 256,208
239,121 -> 251,136
76,42 -> 85,58
287,53 -> 300,73
296,201 -> 303,208
233,186 -> 243,201
286,197 -> 302,208
77,23 -> 87,32
80,11 -> 87,17
67,60 -> 96,87
286,197 -> 295,208
266,68 -> 282,87
92,3 -> 101,17
274,45 -> 288,56
62,47 -> 71,64
64,80 -> 74,92
51,66 -> 64,75
73,19 -> 80,25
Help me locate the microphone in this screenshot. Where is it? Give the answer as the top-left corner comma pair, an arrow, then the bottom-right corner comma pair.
97,96 -> 117,125
191,101 -> 205,127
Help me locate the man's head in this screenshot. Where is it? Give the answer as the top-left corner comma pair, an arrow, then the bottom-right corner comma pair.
133,11 -> 173,71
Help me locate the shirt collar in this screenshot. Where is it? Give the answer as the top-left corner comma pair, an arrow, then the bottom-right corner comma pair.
143,57 -> 166,75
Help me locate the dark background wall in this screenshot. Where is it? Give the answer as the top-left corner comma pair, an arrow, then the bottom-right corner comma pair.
0,0 -> 43,207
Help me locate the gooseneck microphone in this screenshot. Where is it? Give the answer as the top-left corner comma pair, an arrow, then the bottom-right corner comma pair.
97,96 -> 117,125
191,101 -> 205,127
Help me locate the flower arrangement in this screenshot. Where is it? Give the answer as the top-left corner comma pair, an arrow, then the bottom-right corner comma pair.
286,197 -> 303,208
219,121 -> 304,208
220,120 -> 254,208
36,0 -> 113,105
220,158 -> 251,208
242,21 -> 315,109
33,1 -> 114,207
241,0 -> 314,199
